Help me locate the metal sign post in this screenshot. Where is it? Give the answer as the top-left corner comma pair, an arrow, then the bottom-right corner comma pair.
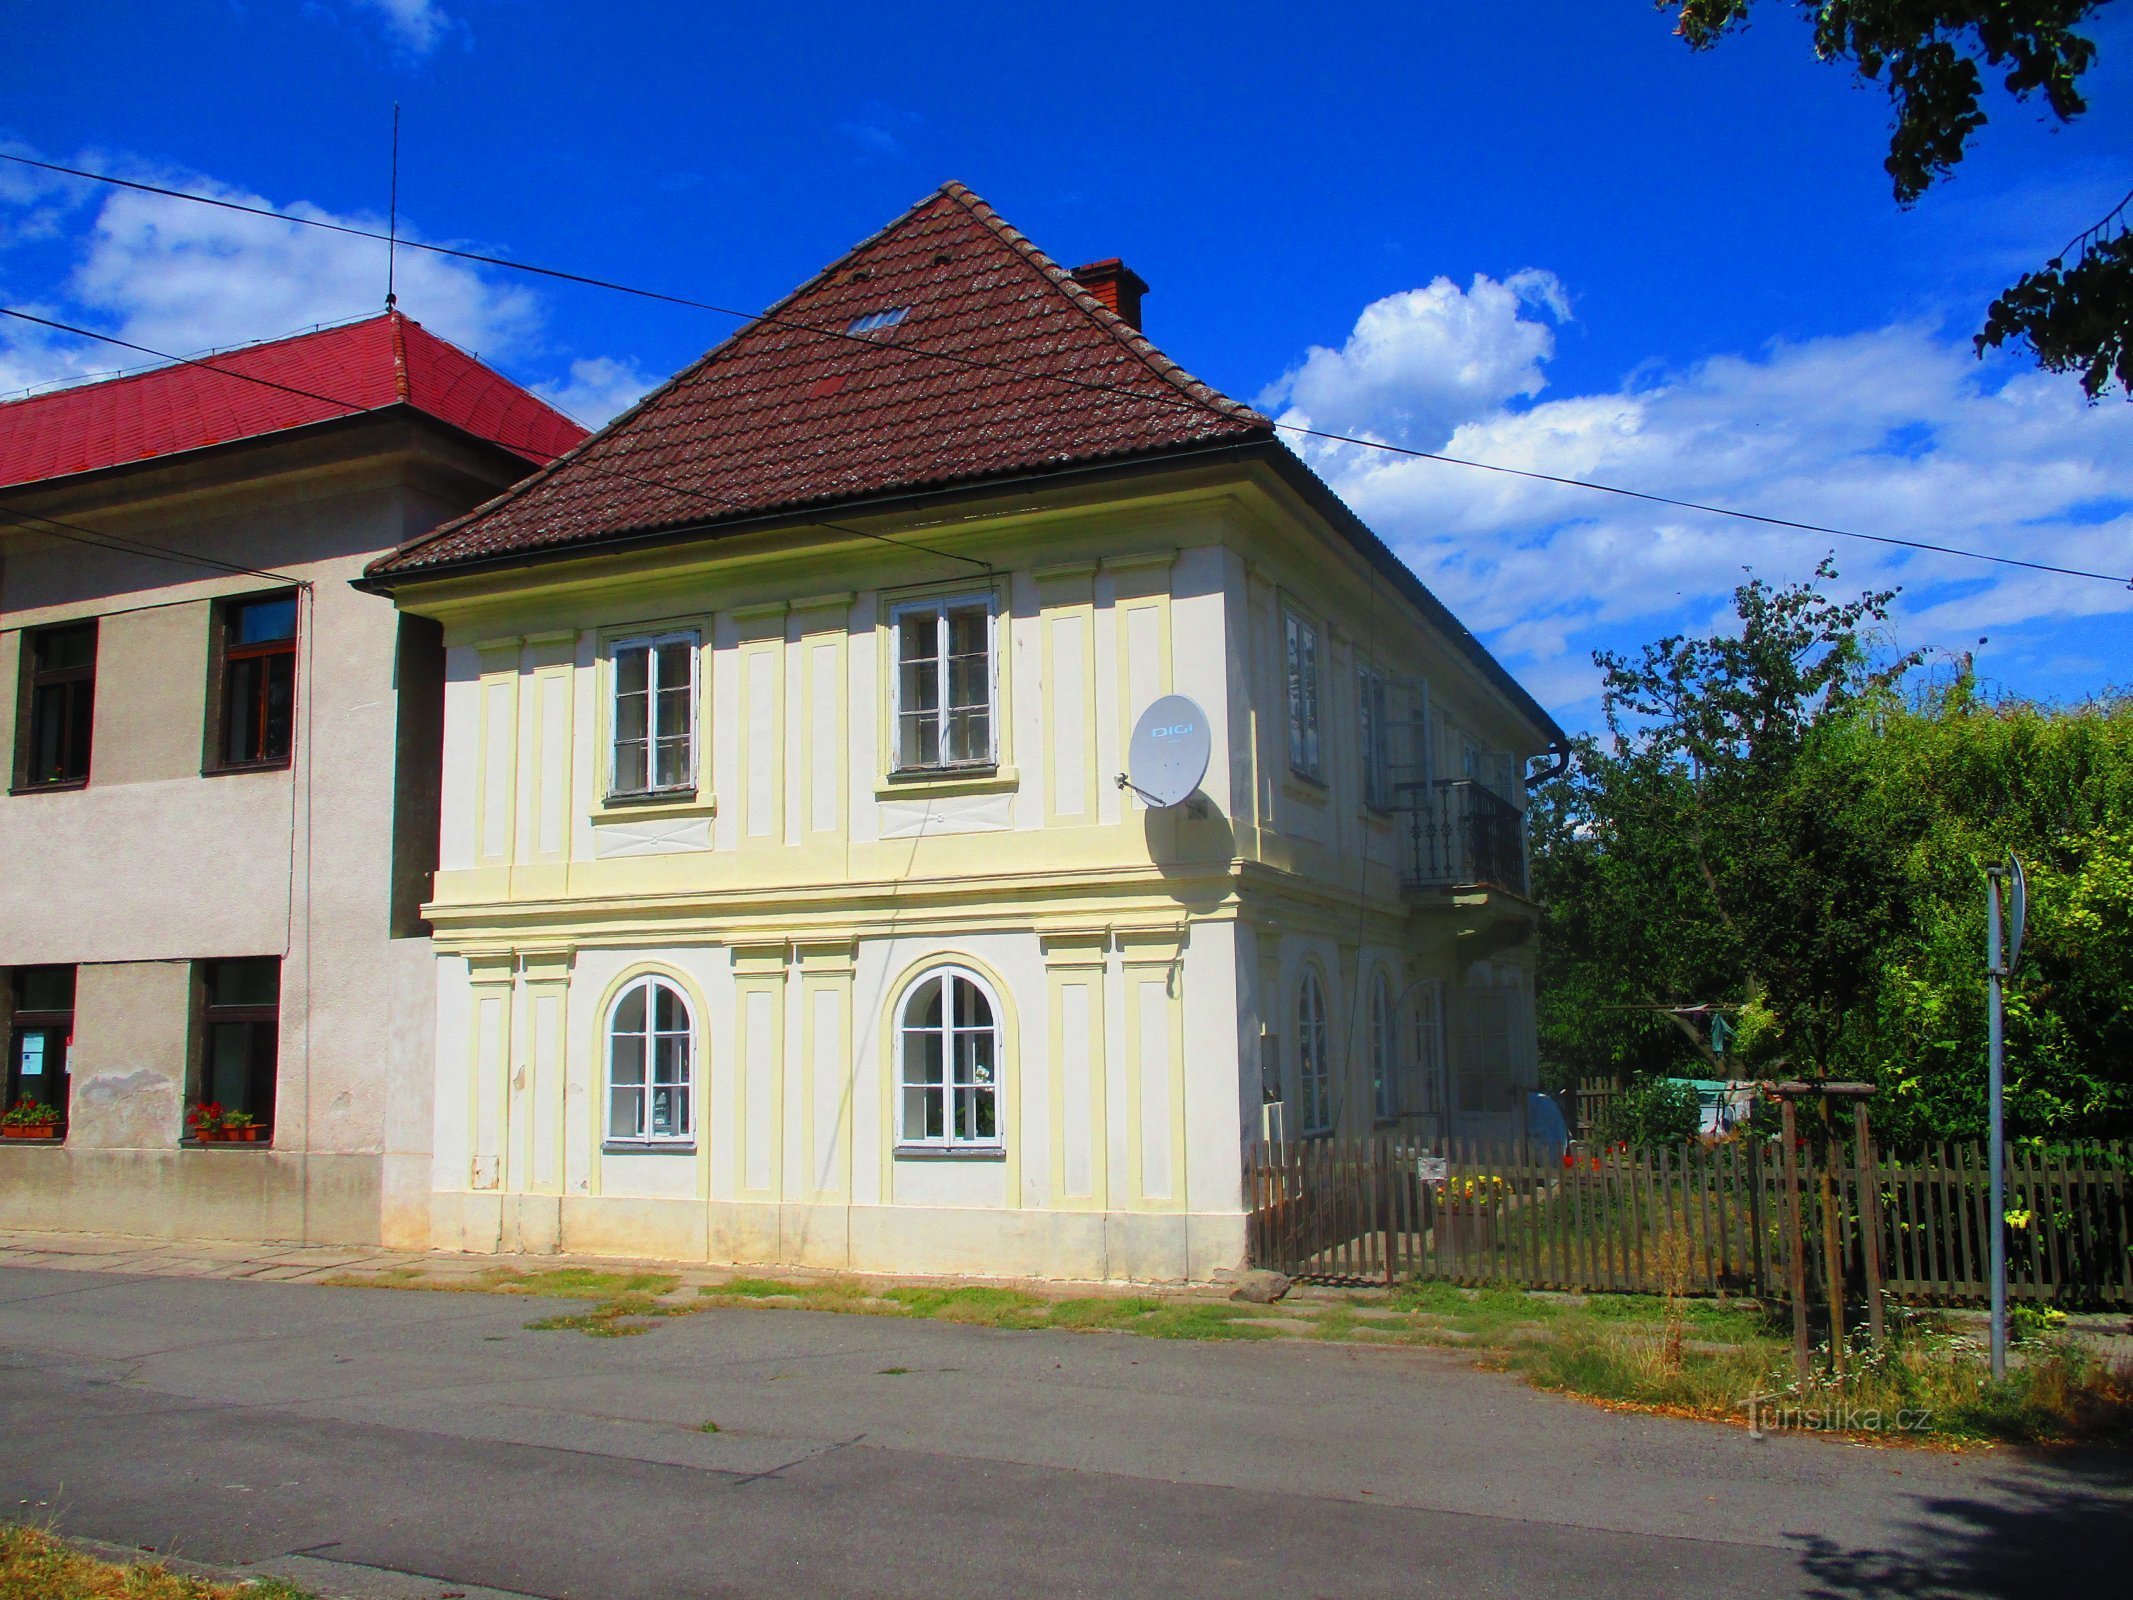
1985,854 -> 2024,1382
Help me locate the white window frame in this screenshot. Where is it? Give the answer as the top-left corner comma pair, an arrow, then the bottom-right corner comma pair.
896,964 -> 1004,1152
1370,970 -> 1397,1123
607,631 -> 699,801
605,975 -> 695,1146
1297,968 -> 1332,1135
1358,664 -> 1392,810
1285,610 -> 1321,780
888,594 -> 996,775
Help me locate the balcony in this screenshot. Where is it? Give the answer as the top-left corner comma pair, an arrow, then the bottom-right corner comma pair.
1397,778 -> 1527,894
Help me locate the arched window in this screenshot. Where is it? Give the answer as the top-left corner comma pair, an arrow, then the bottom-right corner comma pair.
899,967 -> 1001,1149
1297,970 -> 1331,1135
1370,971 -> 1396,1123
608,976 -> 693,1143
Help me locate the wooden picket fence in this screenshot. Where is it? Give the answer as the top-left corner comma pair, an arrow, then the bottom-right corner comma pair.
1244,1136 -> 2133,1308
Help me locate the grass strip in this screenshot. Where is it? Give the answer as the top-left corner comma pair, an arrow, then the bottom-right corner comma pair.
0,1524 -> 315,1599
322,1261 -> 2133,1447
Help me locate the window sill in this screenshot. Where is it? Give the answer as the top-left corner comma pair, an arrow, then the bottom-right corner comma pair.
602,1140 -> 697,1155
894,1143 -> 1006,1161
592,790 -> 715,822
7,779 -> 88,796
202,759 -> 293,779
875,766 -> 1018,799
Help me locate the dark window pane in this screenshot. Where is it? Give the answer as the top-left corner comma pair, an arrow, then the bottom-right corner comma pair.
908,976 -> 942,1031
15,966 -> 75,1013
614,741 -> 649,794
260,651 -> 295,759
897,612 -> 933,671
223,656 -> 264,764
610,1034 -> 645,1087
652,984 -> 684,1033
652,1035 -> 687,1086
27,681 -> 92,784
652,736 -> 689,790
32,625 -> 96,673
233,596 -> 298,645
222,651 -> 296,765
655,644 -> 691,692
206,1021 -> 253,1104
206,959 -> 279,1008
23,623 -> 95,785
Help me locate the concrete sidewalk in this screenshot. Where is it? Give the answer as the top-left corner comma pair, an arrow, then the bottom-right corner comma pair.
0,1226 -> 1153,1298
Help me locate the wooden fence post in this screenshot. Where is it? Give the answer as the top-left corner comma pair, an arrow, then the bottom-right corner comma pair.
1853,1103 -> 1887,1346
1780,1098 -> 1812,1379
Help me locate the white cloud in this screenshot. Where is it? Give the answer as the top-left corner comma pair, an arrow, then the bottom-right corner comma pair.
0,149 -> 653,447
535,356 -> 659,428
1259,270 -> 1570,448
1276,280 -> 2133,724
349,0 -> 455,56
0,155 -> 542,396
68,176 -> 541,363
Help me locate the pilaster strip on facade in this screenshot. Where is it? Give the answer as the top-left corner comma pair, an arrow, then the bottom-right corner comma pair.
1041,927 -> 1110,1209
731,939 -> 788,1202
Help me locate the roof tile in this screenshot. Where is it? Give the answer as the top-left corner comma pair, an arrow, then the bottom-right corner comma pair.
0,313 -> 587,491
368,182 -> 1273,577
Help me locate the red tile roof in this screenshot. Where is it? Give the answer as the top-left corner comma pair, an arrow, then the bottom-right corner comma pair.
368,181 -> 1272,578
0,312 -> 588,492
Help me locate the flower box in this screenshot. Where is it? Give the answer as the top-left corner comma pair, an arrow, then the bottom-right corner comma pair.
195,1127 -> 266,1144
1,1124 -> 62,1141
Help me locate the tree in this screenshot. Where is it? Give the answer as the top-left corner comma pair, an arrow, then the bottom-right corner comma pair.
1535,588 -> 2133,1146
1532,561 -> 1920,1089
1813,679 -> 2133,1144
1664,2 -> 2129,398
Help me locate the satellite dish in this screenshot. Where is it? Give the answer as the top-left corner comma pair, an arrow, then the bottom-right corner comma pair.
1123,694 -> 1211,808
2005,853 -> 2026,975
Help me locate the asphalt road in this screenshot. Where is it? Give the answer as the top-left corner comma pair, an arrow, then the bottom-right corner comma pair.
0,1264 -> 2125,1600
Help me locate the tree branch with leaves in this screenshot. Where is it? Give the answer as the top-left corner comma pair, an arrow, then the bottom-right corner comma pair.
1663,1 -> 2128,397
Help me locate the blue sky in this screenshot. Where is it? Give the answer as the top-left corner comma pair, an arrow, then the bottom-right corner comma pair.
3,0 -> 2128,730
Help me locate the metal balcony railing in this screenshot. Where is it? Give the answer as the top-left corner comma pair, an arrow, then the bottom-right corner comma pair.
1396,778 -> 1527,894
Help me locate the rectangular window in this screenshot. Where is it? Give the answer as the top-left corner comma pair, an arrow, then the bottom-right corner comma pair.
1453,986 -> 1514,1116
1402,980 -> 1444,1119
1358,665 -> 1391,810
1285,611 -> 1320,780
609,633 -> 697,799
191,958 -> 279,1139
212,592 -> 298,770
17,621 -> 96,788
6,966 -> 76,1130
892,597 -> 992,773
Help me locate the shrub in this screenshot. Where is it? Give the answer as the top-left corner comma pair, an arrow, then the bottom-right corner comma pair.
1595,1077 -> 1702,1146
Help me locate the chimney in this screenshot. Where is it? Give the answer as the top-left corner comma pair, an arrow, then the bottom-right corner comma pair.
1070,259 -> 1149,330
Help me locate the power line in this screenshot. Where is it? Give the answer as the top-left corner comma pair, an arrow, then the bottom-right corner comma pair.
0,306 -> 991,574
4,150 -> 2128,588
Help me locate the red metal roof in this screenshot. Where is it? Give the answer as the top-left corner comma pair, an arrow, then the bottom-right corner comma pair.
0,311 -> 588,492
368,182 -> 1272,578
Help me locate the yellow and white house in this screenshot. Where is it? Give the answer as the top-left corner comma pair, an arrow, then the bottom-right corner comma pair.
360,184 -> 1565,1280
